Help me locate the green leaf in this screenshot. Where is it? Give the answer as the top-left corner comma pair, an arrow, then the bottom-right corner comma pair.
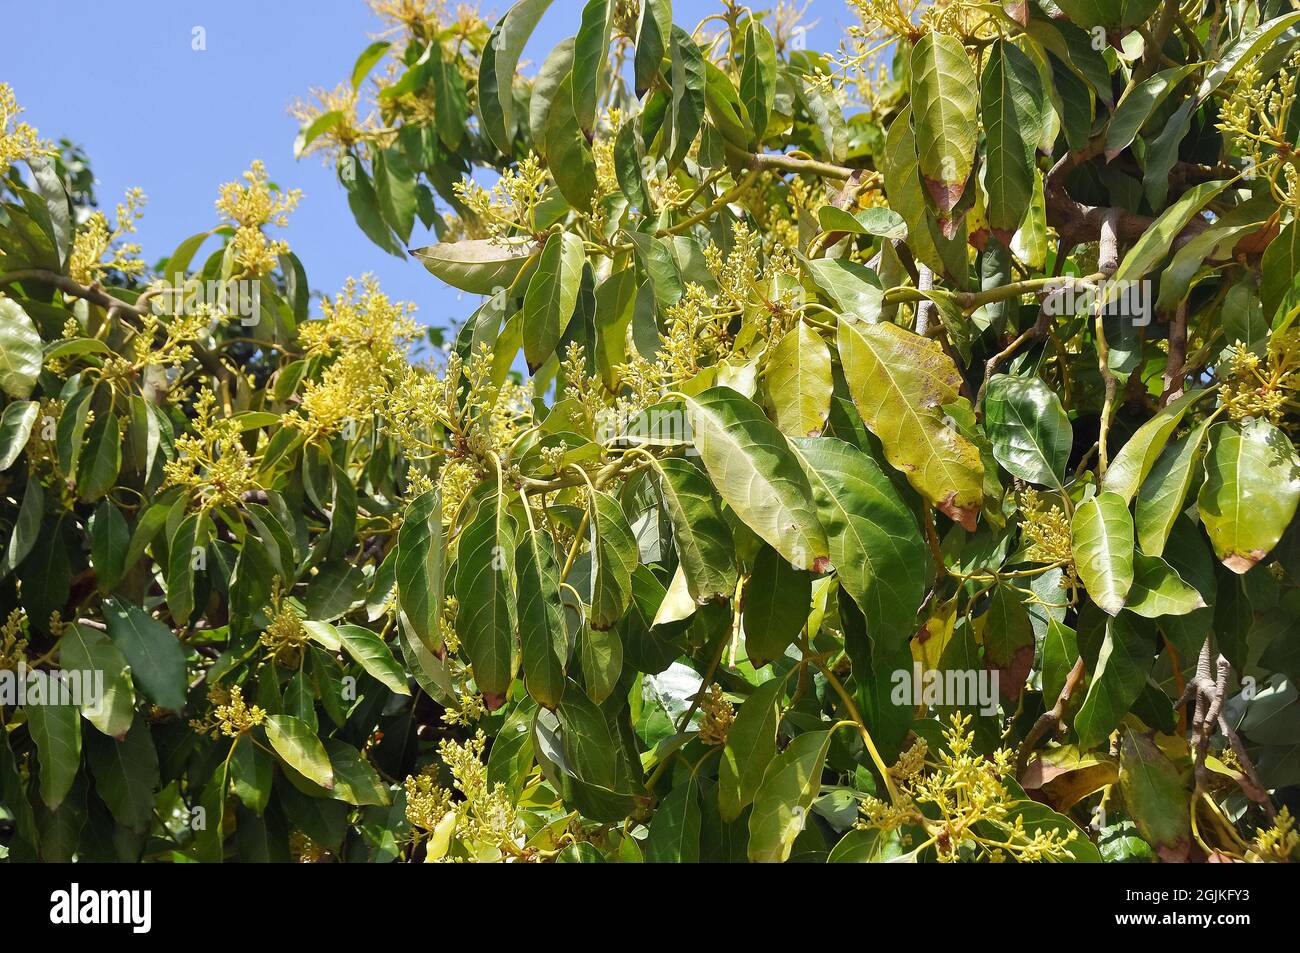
1074,614 -> 1153,750
453,490 -> 517,698
265,715 -> 334,790
1118,727 -> 1190,860
103,597 -> 188,712
652,457 -> 736,605
1102,389 -> 1209,503
805,258 -> 883,323
817,206 -> 907,242
765,321 -> 832,437
85,716 -> 158,831
335,624 -> 410,695
739,18 -> 777,145
743,545 -> 810,665
587,489 -> 637,630
412,237 -> 537,294
1071,491 -> 1135,615
579,625 -> 623,705
646,774 -> 701,862
883,106 -> 942,273
633,0 -> 672,97
748,728 -> 833,863
984,373 -> 1071,489
1105,64 -> 1199,161
573,0 -> 613,136
838,320 -> 983,529
479,0 -> 555,155
165,511 -> 204,625
396,489 -> 446,653
1110,181 -> 1230,285
910,32 -> 979,222
516,520 -> 568,709
59,622 -> 135,739
718,674 -> 786,821
76,411 -> 121,502
0,299 -> 42,399
350,40 -> 391,90
26,697 -> 82,810
529,37 -> 577,147
522,231 -> 586,372
324,740 -> 389,806
374,147 -> 418,244
544,72 -> 599,208
1198,419 -> 1300,573
1125,552 -> 1206,618
665,27 -> 706,171
982,582 -> 1035,698
790,437 -> 925,651
1135,418 -> 1212,556
980,39 -> 1045,239
0,399 -> 37,471
684,387 -> 829,571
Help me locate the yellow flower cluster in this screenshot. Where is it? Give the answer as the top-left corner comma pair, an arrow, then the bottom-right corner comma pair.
404,731 -> 523,861
215,160 -> 302,277
453,154 -> 550,242
163,390 -> 259,510
258,580 -> 311,668
1017,487 -> 1075,578
697,683 -> 735,746
1218,335 -> 1300,425
68,188 -> 147,285
858,714 -> 1080,862
0,83 -> 46,167
290,275 -> 421,440
441,690 -> 487,726
1249,807 -> 1299,863
1219,50 -> 1300,208
190,684 -> 267,739
289,83 -> 383,165
405,770 -> 455,831
0,609 -> 28,672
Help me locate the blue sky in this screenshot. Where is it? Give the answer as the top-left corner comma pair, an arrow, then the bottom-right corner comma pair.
5,0 -> 853,338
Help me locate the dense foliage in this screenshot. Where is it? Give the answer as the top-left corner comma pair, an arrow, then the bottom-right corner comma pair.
2,0 -> 1300,863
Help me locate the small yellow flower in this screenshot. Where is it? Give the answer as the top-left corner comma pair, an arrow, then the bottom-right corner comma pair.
697,683 -> 735,746
215,160 -> 302,276
0,83 -> 47,167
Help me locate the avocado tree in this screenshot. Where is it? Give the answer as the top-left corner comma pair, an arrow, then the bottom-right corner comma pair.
1,0 -> 1299,863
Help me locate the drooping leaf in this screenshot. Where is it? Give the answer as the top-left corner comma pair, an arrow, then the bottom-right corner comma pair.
747,728 -> 833,863
651,457 -> 737,605
396,489 -> 445,653
452,491 -> 517,698
1073,614 -> 1153,750
516,520 -> 568,709
103,597 -> 188,712
684,387 -> 829,571
1198,419 -> 1300,574
984,373 -> 1071,489
522,231 -> 586,372
910,32 -> 979,223
838,320 -> 983,529
479,0 -> 556,155
1070,492 -> 1135,616
718,675 -> 787,822
765,321 -> 832,438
